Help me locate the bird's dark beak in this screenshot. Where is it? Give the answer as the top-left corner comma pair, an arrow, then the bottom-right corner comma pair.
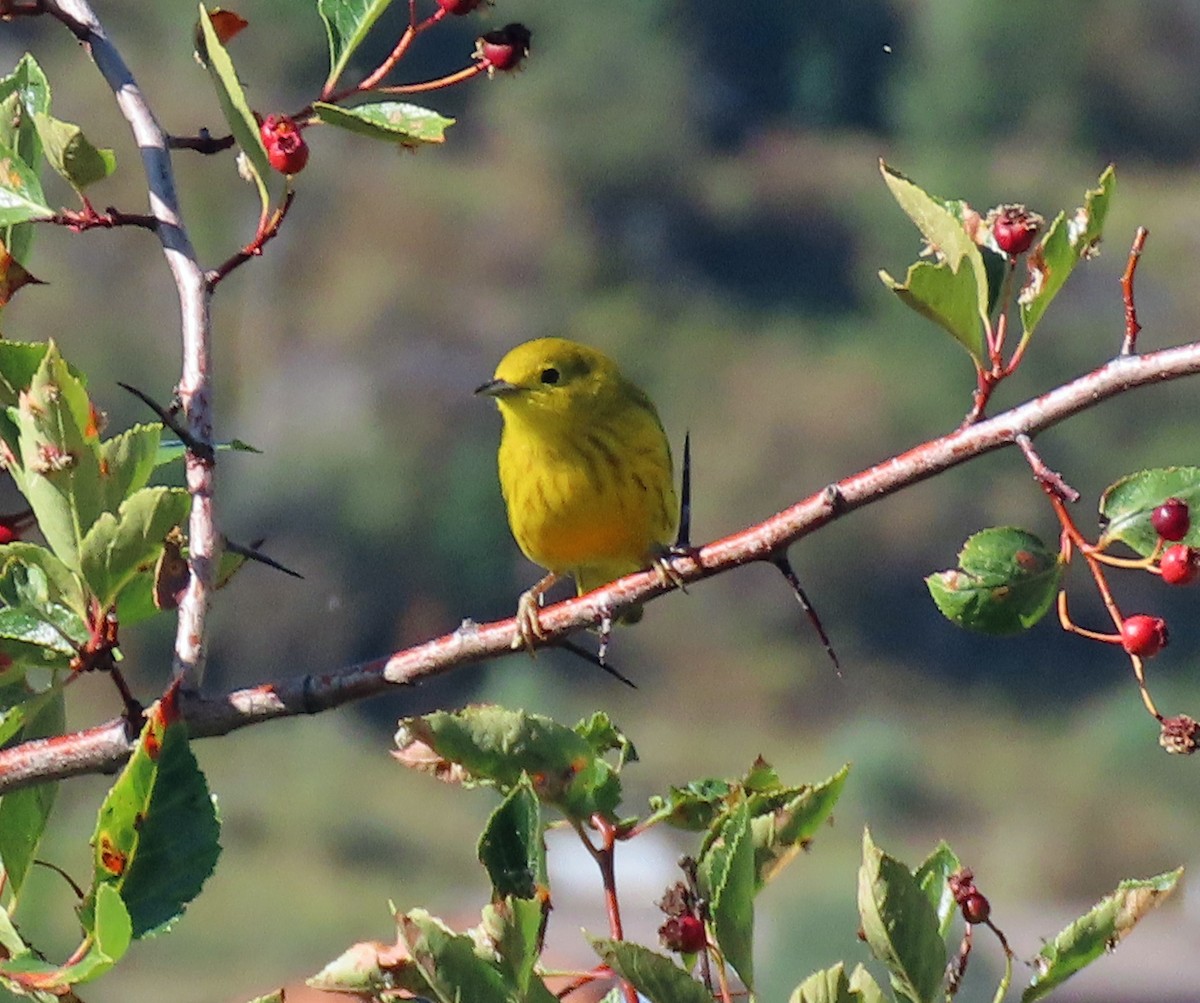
475,378 -> 521,398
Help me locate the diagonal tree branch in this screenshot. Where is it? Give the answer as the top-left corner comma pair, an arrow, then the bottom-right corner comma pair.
44,0 -> 217,685
3,340 -> 1200,794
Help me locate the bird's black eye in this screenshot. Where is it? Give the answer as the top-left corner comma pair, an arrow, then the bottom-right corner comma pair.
540,367 -> 560,385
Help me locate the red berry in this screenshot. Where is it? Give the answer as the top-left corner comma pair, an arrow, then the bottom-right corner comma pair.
1121,614 -> 1169,658
478,23 -> 531,72
1160,545 -> 1199,586
990,204 -> 1044,256
259,114 -> 309,175
436,0 -> 484,12
1151,497 -> 1190,542
961,892 -> 990,925
0,524 -> 18,545
659,914 -> 706,954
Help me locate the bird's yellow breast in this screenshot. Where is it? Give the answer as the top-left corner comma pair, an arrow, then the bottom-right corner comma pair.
498,410 -> 676,592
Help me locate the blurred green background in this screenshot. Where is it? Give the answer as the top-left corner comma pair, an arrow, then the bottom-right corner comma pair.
5,1 -> 1200,1000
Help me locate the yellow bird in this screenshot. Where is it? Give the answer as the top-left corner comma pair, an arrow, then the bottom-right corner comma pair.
476,337 -> 679,646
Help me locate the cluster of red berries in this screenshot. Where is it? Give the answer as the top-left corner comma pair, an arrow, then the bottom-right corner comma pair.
948,868 -> 990,926
1119,497 -> 1195,658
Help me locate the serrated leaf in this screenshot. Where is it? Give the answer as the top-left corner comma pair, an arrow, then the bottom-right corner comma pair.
0,55 -> 50,266
847,965 -> 888,1003
913,842 -> 962,938
0,139 -> 53,227
879,259 -> 986,363
698,801 -> 755,989
394,705 -> 623,822
926,527 -> 1062,635
78,486 -> 190,611
0,54 -> 50,172
789,962 -> 861,1003
197,4 -> 271,218
0,882 -> 129,990
750,763 -> 849,889
480,896 -> 552,998
97,423 -> 162,513
398,908 -> 511,1003
0,341 -> 52,408
0,689 -> 62,899
858,829 -> 945,1003
319,0 -> 396,91
1019,166 -> 1115,340
313,100 -> 454,147
1022,868 -> 1180,1002
574,710 -> 637,767
1098,467 -> 1200,555
477,776 -> 545,899
646,776 -> 736,831
32,113 -> 115,192
9,343 -> 103,568
589,938 -> 713,1003
880,162 -> 990,362
84,688 -> 221,940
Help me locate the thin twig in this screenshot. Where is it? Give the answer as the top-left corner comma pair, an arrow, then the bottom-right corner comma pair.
44,0 -> 217,687
5,338 -> 1200,792
1120,227 -> 1149,355
205,190 -> 296,290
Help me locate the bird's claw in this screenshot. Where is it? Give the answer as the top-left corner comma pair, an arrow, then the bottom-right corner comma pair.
513,588 -> 547,653
651,544 -> 698,593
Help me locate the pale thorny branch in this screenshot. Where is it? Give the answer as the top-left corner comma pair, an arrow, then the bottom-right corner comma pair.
43,0 -> 217,683
4,339 -> 1200,793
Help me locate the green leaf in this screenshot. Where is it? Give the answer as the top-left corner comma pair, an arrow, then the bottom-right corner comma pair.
1022,869 -> 1180,1002
879,162 -> 990,362
8,342 -> 103,568
479,896 -> 552,998
32,113 -> 115,192
84,692 -> 221,939
197,4 -> 271,218
0,341 -> 53,408
879,259 -> 987,364
394,705 -> 623,822
477,776 -> 545,899
397,908 -> 512,1003
0,55 -> 50,264
0,138 -> 53,227
0,883 -> 130,989
913,842 -> 962,938
926,527 -> 1062,635
0,689 -> 62,900
574,710 -> 637,768
78,486 -> 190,611
589,938 -> 713,1003
1019,166 -> 1115,340
319,0 -> 396,92
97,423 -> 162,513
698,801 -> 755,989
646,776 -> 736,831
154,436 -> 260,468
790,962 -> 882,1003
313,100 -> 454,147
847,965 -> 888,1003
750,763 -> 849,889
857,829 -> 945,1003
1098,467 -> 1200,555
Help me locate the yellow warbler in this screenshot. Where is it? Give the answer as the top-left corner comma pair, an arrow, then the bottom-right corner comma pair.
476,337 -> 678,645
